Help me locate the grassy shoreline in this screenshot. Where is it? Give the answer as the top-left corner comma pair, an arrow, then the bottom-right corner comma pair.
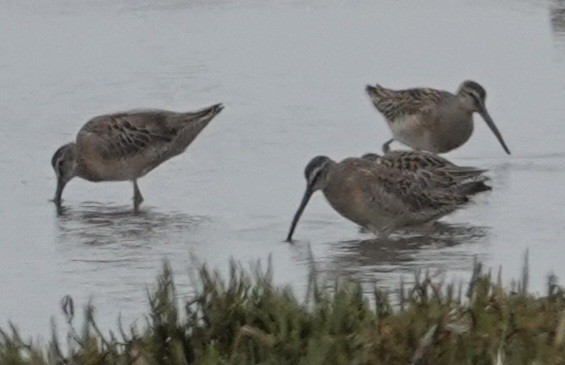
2,258 -> 565,365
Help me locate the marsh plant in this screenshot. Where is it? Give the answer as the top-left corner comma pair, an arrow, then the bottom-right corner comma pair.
1,256 -> 565,365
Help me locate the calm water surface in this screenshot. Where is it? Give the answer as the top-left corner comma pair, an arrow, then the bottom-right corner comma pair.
2,0 -> 565,335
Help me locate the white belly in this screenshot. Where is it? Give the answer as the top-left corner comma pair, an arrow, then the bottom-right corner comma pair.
388,115 -> 430,150
388,114 -> 474,153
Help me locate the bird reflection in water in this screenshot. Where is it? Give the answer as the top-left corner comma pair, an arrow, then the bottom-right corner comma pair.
55,202 -> 209,247
307,222 -> 489,288
346,222 -> 484,260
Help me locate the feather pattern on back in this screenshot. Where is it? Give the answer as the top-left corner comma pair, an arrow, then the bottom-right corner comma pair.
374,150 -> 488,189
79,111 -> 179,160
366,85 -> 451,121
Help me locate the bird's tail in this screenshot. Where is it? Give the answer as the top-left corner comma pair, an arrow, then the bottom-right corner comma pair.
365,84 -> 386,100
458,179 -> 492,196
167,103 -> 224,154
443,166 -> 488,183
365,84 -> 399,118
182,103 -> 224,123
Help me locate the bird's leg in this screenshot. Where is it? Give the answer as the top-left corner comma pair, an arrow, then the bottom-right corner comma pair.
371,225 -> 393,241
377,229 -> 393,241
421,221 -> 437,233
382,139 -> 394,154
412,221 -> 438,240
132,180 -> 144,213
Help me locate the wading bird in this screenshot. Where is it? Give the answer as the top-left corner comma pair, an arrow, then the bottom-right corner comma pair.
365,80 -> 510,154
51,103 -> 223,213
286,151 -> 490,241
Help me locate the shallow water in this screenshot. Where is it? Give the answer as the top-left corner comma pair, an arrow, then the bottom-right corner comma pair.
2,0 -> 565,336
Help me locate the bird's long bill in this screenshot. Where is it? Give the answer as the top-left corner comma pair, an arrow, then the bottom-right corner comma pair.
285,187 -> 314,242
479,108 -> 511,155
54,179 -> 66,209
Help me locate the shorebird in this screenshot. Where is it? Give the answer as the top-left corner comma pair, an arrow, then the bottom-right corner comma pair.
365,80 -> 511,155
51,103 -> 224,212
285,151 -> 490,241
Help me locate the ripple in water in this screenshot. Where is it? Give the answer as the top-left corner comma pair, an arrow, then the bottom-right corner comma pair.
56,202 -> 210,248
317,222 -> 489,286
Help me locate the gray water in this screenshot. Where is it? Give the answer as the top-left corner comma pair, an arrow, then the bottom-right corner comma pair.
2,0 -> 565,336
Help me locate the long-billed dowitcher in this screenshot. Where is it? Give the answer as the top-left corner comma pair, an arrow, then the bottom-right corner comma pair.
51,103 -> 223,212
285,151 -> 490,241
365,80 -> 511,155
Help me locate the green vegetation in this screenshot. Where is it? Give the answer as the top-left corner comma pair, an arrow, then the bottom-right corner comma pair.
2,257 -> 565,365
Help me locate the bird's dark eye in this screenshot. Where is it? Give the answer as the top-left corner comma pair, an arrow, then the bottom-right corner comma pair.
308,170 -> 320,186
470,92 -> 481,106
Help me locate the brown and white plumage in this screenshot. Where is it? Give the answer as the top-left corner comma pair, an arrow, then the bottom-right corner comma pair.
286,152 -> 490,241
51,103 -> 224,212
365,80 -> 511,155
361,150 -> 489,192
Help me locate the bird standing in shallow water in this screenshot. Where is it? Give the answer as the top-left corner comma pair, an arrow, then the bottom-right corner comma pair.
51,103 -> 223,213
365,80 -> 511,155
286,151 -> 490,242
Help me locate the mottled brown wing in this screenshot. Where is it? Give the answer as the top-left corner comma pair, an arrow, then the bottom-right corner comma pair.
378,150 -> 487,189
367,85 -> 451,121
356,163 -> 466,215
78,112 -> 180,160
380,150 -> 455,169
